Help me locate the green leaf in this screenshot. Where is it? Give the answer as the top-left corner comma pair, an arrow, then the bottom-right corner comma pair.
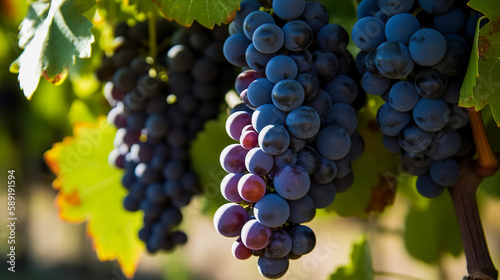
330,236 -> 374,280
460,0 -> 500,125
11,0 -> 95,99
329,98 -> 399,217
190,112 -> 234,214
403,191 -> 463,264
44,117 -> 144,278
154,0 -> 240,28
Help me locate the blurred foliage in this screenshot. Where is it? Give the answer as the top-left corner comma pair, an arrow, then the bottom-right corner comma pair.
329,236 -> 374,280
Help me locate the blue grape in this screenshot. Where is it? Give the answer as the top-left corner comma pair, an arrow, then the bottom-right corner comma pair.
287,195 -> 316,224
247,78 -> 274,107
226,111 -> 252,141
286,106 -> 321,139
351,16 -> 386,51
442,78 -> 460,104
399,124 -> 434,153
413,98 -> 450,132
245,43 -> 275,72
409,28 -> 447,66
297,146 -> 320,174
166,45 -> 195,73
258,256 -> 289,279
389,81 -> 420,112
253,23 -> 285,54
317,24 -> 349,55
220,173 -> 244,203
428,127 -> 461,160
233,0 -> 262,30
374,41 -> 414,79
325,103 -> 358,135
447,104 -> 469,130
355,51 -> 369,74
289,136 -> 307,153
376,103 -> 412,136
296,73 -> 319,101
289,51 -> 313,73
334,172 -> 354,193
357,0 -> 379,19
350,132 -> 366,160
315,126 -> 351,160
272,79 -> 305,112
416,173 -> 445,198
266,55 -> 298,84
303,89 -> 332,118
245,147 -> 274,176
274,149 -> 298,168
377,0 -> 414,15
254,194 -> 290,228
362,71 -> 392,96
213,203 -> 250,237
223,33 -> 251,67
324,74 -> 358,104
385,13 -> 420,44
414,68 -> 448,99
311,157 -> 337,184
418,0 -> 453,15
265,230 -> 292,258
307,182 -> 336,208
312,50 -> 339,81
431,41 -> 467,77
335,155 -> 352,178
235,69 -> 266,95
258,124 -> 290,156
299,1 -> 329,32
429,159 -> 460,187
444,34 -> 470,52
337,50 -> 355,74
273,0 -> 306,20
434,7 -> 465,34
383,135 -> 402,153
289,225 -> 315,255
274,165 -> 310,200
251,104 -> 288,133
241,220 -> 272,250
282,20 -> 313,52
243,11 -> 276,40
220,144 -> 249,173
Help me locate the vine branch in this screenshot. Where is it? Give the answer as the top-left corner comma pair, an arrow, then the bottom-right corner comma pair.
448,109 -> 498,280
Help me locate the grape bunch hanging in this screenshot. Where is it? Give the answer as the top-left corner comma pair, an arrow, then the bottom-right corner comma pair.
353,0 -> 480,198
98,19 -> 234,253
213,0 -> 366,278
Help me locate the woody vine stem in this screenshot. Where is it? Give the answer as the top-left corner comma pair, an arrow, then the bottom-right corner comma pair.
448,108 -> 498,280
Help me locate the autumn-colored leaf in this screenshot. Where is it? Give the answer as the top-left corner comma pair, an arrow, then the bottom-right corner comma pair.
44,116 -> 144,278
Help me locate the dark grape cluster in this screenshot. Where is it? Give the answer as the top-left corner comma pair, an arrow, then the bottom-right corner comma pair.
98,19 -> 234,253
214,0 -> 365,278
354,0 -> 480,197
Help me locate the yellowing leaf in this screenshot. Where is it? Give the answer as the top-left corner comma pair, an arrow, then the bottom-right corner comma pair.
44,116 -> 143,278
11,0 -> 95,99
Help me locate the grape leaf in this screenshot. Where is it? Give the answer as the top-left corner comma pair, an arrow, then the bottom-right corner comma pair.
403,187 -> 463,264
10,0 -> 95,99
329,236 -> 374,280
460,0 -> 500,125
154,0 -> 240,28
44,117 -> 144,278
190,112 -> 234,214
329,98 -> 400,217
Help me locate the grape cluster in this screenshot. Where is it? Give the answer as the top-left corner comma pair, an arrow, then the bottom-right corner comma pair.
98,20 -> 234,253
353,0 -> 479,197
214,0 -> 365,278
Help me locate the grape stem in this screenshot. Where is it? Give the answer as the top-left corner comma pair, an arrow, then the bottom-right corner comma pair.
148,12 -> 157,62
448,109 -> 498,280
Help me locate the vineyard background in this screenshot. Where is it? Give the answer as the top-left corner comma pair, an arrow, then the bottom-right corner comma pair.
0,0 -> 500,280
